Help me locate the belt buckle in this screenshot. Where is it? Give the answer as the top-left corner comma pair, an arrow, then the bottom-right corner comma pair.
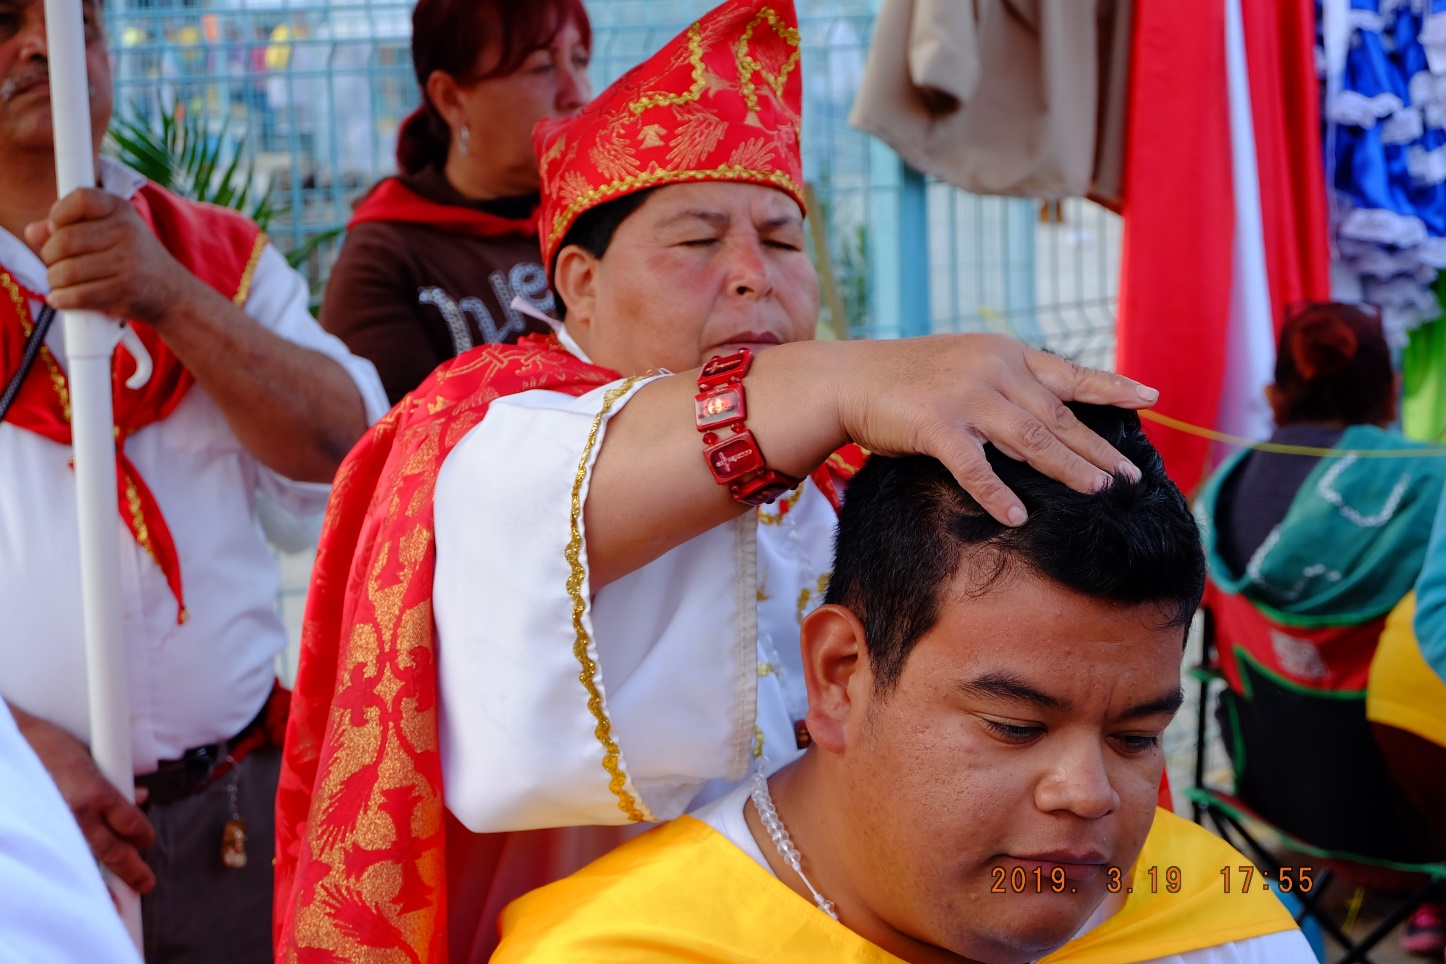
181,743 -> 220,788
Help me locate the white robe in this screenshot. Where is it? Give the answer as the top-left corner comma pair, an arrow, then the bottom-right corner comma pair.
432,356 -> 838,833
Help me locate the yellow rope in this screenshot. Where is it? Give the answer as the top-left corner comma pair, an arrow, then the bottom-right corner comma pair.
1138,410 -> 1446,459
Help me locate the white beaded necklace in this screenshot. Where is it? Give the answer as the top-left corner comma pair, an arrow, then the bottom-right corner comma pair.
749,769 -> 839,920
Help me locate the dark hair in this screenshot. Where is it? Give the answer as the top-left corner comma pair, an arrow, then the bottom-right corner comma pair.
824,404 -> 1206,692
397,0 -> 591,175
550,188 -> 658,315
1272,302 -> 1393,426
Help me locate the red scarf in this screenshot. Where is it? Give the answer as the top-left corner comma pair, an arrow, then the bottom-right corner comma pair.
0,184 -> 264,623
348,177 -> 539,239
273,334 -> 865,963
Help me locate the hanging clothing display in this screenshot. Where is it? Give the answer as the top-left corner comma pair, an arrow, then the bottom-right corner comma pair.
849,0 -> 1133,203
1322,0 -> 1446,344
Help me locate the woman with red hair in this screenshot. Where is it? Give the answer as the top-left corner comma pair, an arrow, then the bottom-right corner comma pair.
321,0 -> 591,404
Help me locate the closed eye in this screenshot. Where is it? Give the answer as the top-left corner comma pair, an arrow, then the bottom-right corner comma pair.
982,719 -> 1044,744
679,238 -> 719,248
764,239 -> 801,251
1112,734 -> 1161,753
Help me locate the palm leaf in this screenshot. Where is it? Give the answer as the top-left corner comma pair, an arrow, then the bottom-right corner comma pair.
105,100 -> 273,229
105,101 -> 353,292
108,115 -> 176,187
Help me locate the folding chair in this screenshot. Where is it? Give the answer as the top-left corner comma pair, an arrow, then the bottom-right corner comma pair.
1190,598 -> 1446,964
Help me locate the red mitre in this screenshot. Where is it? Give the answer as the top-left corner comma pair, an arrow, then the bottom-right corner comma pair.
533,0 -> 805,272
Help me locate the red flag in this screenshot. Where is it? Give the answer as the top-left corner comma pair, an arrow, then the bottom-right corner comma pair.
1117,0 -> 1329,496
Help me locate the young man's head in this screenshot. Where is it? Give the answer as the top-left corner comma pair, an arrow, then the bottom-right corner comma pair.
794,403 -> 1204,964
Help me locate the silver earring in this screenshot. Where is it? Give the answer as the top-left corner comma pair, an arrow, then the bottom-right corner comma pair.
459,124 -> 471,156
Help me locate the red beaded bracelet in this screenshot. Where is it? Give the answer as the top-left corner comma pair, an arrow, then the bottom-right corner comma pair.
695,348 -> 801,506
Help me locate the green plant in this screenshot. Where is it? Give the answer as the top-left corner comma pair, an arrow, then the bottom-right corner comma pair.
108,100 -> 275,227
105,102 -> 341,274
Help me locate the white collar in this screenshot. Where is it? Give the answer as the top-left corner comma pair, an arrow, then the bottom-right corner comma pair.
555,323 -> 593,365
507,294 -> 594,364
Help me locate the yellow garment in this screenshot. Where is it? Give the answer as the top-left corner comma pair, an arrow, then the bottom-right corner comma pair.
496,808 -> 1297,963
1367,593 -> 1446,748
1040,810 -> 1296,963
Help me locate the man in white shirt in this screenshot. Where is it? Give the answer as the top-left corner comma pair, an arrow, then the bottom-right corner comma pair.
0,0 -> 387,959
494,406 -> 1320,964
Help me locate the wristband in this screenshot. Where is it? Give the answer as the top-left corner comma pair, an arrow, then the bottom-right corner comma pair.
695,349 -> 801,506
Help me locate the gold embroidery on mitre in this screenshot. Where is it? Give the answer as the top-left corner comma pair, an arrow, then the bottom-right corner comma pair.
736,7 -> 802,122
666,103 -> 730,170
540,131 -> 568,169
566,376 -> 649,822
628,22 -> 707,115
590,130 -> 644,182
638,124 -> 668,148
548,165 -> 803,248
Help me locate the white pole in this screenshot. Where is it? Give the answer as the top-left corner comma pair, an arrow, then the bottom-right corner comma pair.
42,0 -> 142,949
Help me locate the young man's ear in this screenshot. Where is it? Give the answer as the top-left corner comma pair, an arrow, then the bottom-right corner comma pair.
799,604 -> 867,754
552,246 -> 600,334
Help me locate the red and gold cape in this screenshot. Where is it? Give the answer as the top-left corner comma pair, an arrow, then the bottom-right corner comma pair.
272,333 -> 864,962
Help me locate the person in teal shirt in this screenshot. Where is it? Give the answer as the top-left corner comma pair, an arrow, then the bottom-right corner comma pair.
1197,302 -> 1446,956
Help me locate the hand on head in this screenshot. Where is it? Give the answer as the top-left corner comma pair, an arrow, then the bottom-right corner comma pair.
831,335 -> 1157,527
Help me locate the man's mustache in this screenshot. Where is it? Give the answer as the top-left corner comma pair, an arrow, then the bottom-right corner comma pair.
0,62 -> 100,103
0,63 -> 48,102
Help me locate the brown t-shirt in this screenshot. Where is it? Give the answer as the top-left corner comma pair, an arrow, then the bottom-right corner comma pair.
320,167 -> 556,404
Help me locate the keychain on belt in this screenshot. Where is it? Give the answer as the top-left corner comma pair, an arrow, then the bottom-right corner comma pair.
221,762 -> 247,869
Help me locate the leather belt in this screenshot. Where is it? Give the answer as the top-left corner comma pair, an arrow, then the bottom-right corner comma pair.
136,705 -> 268,808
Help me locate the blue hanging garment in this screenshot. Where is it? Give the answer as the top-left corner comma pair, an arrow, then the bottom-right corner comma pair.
1325,0 -> 1446,344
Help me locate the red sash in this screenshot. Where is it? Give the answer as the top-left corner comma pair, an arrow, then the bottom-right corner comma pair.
348,177 -> 539,239
273,336 -> 864,963
0,184 -> 264,622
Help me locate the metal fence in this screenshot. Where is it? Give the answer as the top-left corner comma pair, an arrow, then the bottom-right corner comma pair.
105,0 -> 1120,368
